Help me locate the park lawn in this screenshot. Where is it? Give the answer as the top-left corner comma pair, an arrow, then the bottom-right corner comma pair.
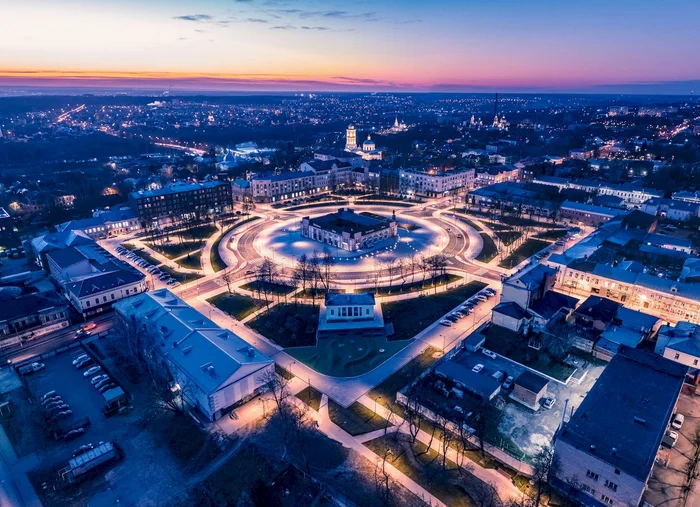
498,238 -> 550,268
367,346 -> 442,418
158,265 -> 204,284
483,324 -> 576,382
286,332 -> 412,377
295,386 -> 323,411
176,250 -> 201,270
364,434 -> 475,507
209,292 -> 268,321
247,304 -> 318,347
359,274 -> 462,297
494,229 -> 521,246
382,281 -> 487,341
328,400 -> 388,436
475,233 -> 498,263
242,280 -> 296,296
145,241 -> 200,259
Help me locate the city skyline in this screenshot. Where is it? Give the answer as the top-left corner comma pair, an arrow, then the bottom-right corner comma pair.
2,0 -> 700,94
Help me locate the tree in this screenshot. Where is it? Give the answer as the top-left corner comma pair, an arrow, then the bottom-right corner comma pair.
374,446 -> 393,506
320,246 -> 335,293
220,267 -> 233,294
532,445 -> 558,507
256,367 -> 292,414
405,397 -> 423,445
471,480 -> 502,507
293,253 -> 310,297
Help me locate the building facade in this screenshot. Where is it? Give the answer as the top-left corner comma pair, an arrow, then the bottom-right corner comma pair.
0,292 -> 70,348
301,208 -> 397,252
399,168 -> 475,197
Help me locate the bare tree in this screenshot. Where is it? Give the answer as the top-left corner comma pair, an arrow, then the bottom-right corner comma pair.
471,480 -> 502,507
374,446 -> 393,506
256,367 -> 292,414
320,246 -> 335,294
436,415 -> 454,470
405,397 -> 423,445
532,445 -> 558,507
220,267 -> 233,294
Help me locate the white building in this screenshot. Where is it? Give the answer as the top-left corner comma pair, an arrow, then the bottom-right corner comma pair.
345,124 -> 357,151
250,171 -> 318,202
114,289 -> 274,421
318,292 -> 384,337
66,269 -> 147,318
301,208 -> 397,252
399,168 -> 475,197
654,321 -> 700,371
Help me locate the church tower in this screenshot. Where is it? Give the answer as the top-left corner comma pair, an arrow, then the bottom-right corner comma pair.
345,125 -> 357,151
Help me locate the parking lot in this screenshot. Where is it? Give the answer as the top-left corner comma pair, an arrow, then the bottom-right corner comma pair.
114,245 -> 181,289
645,392 -> 700,507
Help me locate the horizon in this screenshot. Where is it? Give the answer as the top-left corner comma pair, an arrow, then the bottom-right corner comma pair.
2,0 -> 699,95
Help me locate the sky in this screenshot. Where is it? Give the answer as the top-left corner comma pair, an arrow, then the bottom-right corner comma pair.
1,0 -> 699,93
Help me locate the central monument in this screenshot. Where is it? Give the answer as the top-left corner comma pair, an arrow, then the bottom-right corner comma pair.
300,208 -> 397,252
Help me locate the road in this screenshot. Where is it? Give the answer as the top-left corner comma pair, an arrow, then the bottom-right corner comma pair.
0,314 -> 114,364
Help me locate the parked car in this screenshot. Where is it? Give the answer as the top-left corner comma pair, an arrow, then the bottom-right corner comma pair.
482,349 -> 497,359
502,375 -> 514,389
98,383 -> 117,393
18,362 -> 45,375
72,354 -> 88,366
72,443 -> 94,457
439,320 -> 453,327
83,366 -> 102,377
60,428 -> 85,441
543,397 -> 556,409
52,410 -> 73,420
672,413 -> 685,431
48,404 -> 70,413
472,364 -> 484,373
41,390 -> 57,401
95,378 -> 112,390
663,430 -> 679,448
42,396 -> 62,407
91,374 -> 109,385
74,357 -> 93,369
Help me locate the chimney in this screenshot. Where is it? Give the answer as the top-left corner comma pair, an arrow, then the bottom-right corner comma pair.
590,445 -> 596,453
612,447 -> 617,456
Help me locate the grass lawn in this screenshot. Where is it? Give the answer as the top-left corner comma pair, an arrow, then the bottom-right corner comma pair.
177,250 -> 201,270
159,265 -> 204,284
498,238 -> 550,268
209,292 -> 268,320
475,233 -> 498,263
359,274 -> 462,297
295,386 -> 323,411
328,400 -> 388,436
286,332 -> 412,377
494,229 -> 521,246
275,364 -> 294,380
121,242 -> 136,251
367,346 -> 442,418
146,241 -> 200,259
382,281 -> 487,341
483,324 -> 576,382
247,304 -> 318,347
364,434 -> 476,507
242,280 -> 296,296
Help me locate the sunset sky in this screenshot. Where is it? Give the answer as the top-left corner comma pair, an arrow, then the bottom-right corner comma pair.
2,0 -> 699,92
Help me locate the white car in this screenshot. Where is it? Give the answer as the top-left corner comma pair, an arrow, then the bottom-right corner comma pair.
671,413 -> 685,431
439,320 -> 453,327
472,364 -> 484,373
83,366 -> 102,377
543,397 -> 556,409
91,374 -> 109,385
482,349 -> 497,359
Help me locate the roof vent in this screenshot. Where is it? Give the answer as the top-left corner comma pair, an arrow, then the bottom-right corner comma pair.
612,447 -> 617,456
590,445 -> 596,453
634,416 -> 646,425
182,345 -> 193,355
200,362 -> 213,373
217,331 -> 228,339
248,347 -> 256,357
207,365 -> 215,376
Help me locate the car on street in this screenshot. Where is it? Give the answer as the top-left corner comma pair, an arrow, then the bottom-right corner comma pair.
472,364 -> 484,373
672,413 -> 685,431
439,320 -> 453,327
18,362 -> 45,375
482,349 -> 497,359
83,366 -> 102,377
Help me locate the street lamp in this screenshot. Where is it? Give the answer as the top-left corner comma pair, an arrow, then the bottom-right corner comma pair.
440,334 -> 446,353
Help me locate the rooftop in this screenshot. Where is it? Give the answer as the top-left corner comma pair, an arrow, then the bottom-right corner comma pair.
307,208 -> 392,234
435,361 -> 502,400
325,292 -> 376,306
558,347 -> 686,481
129,180 -> 227,199
514,371 -> 548,394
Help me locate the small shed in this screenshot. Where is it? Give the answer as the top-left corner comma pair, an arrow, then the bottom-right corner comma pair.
510,371 -> 548,410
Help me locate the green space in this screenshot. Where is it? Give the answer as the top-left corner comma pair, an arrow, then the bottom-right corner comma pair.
209,292 -> 268,321
367,346 -> 442,418
159,265 -> 204,284
121,242 -> 136,251
498,238 -> 550,268
358,274 -> 462,297
328,400 -> 388,436
286,332 -> 412,377
536,229 -> 568,240
242,280 -> 296,296
480,220 -> 513,232
248,304 -> 318,347
382,281 -> 487,341
295,386 -> 323,411
494,229 -> 521,246
475,233 -> 498,263
483,324 -> 576,382
146,241 -> 200,259
365,434 -> 477,507
177,250 -> 201,270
